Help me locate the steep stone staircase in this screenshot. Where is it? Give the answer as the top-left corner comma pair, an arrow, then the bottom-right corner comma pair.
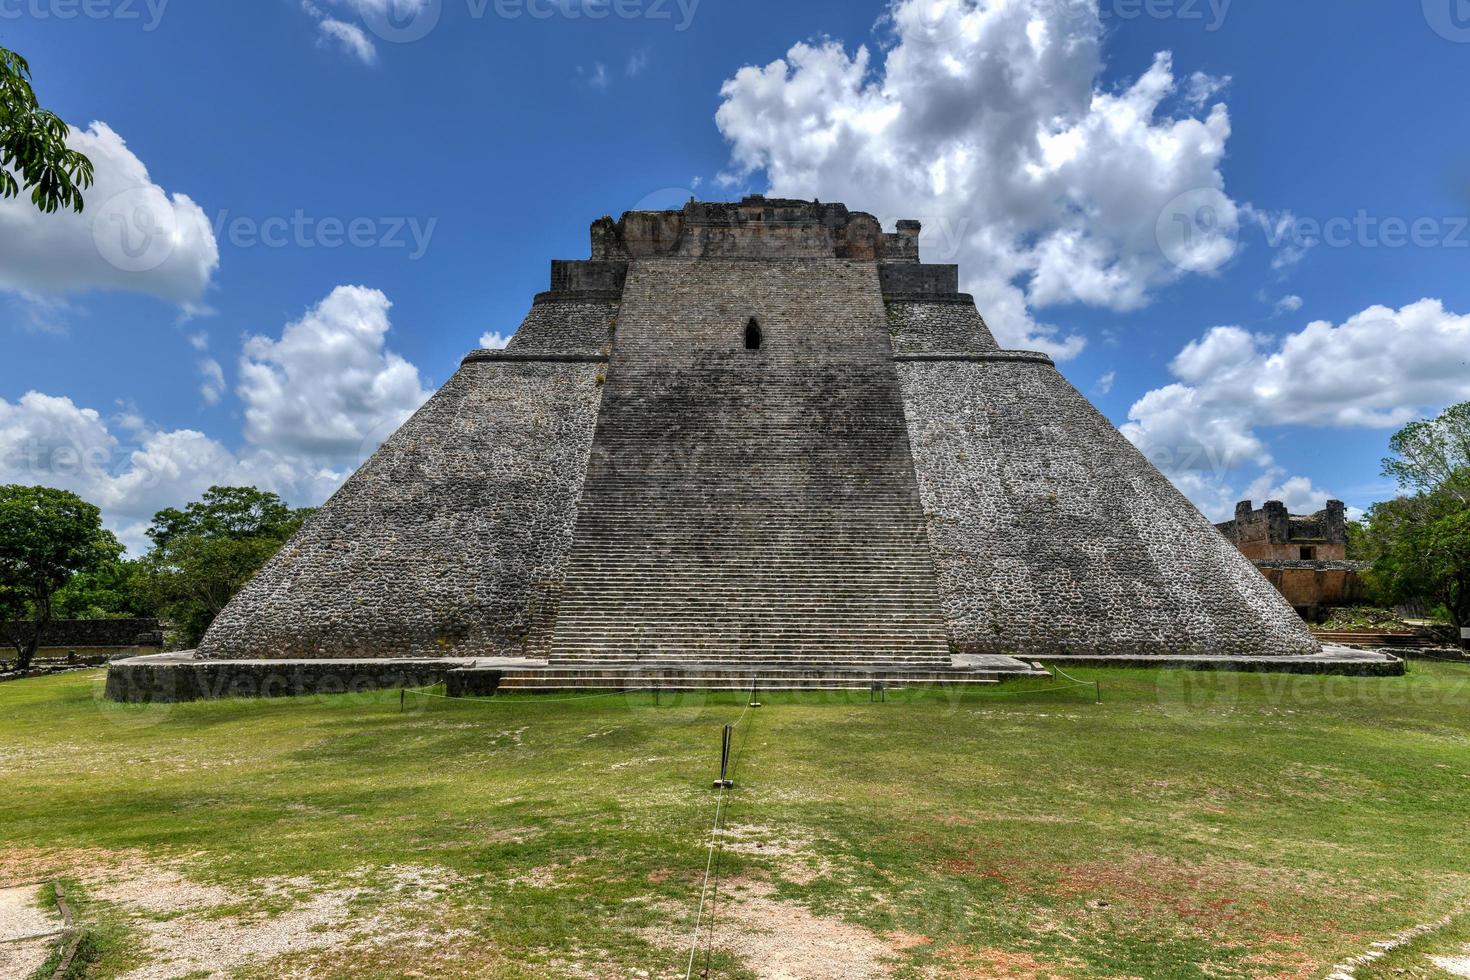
542,258 -> 956,683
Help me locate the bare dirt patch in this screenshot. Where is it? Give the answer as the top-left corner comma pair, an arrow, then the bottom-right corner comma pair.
0,883 -> 61,939
110,863 -> 467,980
1429,949 -> 1470,976
0,846 -> 140,886
676,878 -> 917,979
5,849 -> 471,979
0,883 -> 64,979
716,823 -> 835,885
0,936 -> 54,978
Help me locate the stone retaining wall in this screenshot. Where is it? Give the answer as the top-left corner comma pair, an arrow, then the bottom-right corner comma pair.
106,659 -> 459,703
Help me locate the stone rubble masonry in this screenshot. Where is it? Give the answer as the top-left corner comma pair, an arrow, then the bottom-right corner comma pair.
895,355 -> 1319,657
197,196 -> 1322,662
196,295 -> 615,660
548,257 -> 953,667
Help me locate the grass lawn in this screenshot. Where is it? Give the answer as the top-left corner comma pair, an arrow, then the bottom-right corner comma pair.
2,665 -> 1469,979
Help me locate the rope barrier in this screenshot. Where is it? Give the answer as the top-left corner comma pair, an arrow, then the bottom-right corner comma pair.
1402,651 -> 1470,667
685,700 -> 755,980
701,702 -> 760,978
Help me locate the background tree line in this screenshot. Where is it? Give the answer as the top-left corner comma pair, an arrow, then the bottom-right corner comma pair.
1351,400 -> 1470,634
1,486 -> 312,670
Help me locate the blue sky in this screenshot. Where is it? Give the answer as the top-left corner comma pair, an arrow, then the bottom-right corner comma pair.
2,0 -> 1468,550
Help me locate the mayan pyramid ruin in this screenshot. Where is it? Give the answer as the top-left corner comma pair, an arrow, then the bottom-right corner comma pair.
197,197 -> 1320,673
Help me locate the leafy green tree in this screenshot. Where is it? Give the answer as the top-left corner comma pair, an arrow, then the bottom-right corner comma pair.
1,44 -> 94,213
1345,520 -> 1370,562
140,487 -> 312,647
0,486 -> 121,670
1382,400 -> 1470,505
52,557 -> 149,620
1360,401 -> 1470,632
146,486 -> 309,551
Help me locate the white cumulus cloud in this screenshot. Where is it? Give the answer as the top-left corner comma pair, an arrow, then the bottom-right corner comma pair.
239,285 -> 431,464
199,358 -> 226,406
0,122 -> 219,307
1121,298 -> 1470,517
714,0 -> 1239,359
0,287 -> 432,553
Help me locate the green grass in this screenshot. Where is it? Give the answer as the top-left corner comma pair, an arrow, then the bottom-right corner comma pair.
2,666 -> 1469,978
25,879 -> 138,980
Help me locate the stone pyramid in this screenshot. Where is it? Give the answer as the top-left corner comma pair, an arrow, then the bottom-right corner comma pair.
198,197 -> 1319,666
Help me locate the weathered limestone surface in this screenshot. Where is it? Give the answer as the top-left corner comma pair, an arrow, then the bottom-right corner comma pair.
896,355 -> 1321,657
886,298 -> 1001,356
500,295 -> 619,355
549,258 -> 953,666
196,299 -> 611,660
195,196 -> 1320,667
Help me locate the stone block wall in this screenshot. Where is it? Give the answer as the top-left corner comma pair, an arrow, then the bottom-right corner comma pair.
197,297 -> 613,660
1254,562 -> 1367,619
547,257 -> 952,666
896,354 -> 1322,657
1,618 -> 163,661
1220,499 -> 1349,561
886,297 -> 1001,356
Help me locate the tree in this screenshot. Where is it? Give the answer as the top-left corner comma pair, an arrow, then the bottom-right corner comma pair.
1,44 -> 94,213
146,486 -> 309,551
1359,401 -> 1470,632
1382,400 -> 1470,505
0,486 -> 121,670
52,557 -> 149,620
140,487 -> 312,647
1362,495 -> 1470,632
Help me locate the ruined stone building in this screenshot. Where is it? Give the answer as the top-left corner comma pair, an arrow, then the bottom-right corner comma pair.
1216,500 -> 1366,621
197,198 -> 1320,674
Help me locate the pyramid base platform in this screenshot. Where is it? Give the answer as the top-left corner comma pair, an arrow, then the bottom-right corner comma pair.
100,648 -> 1404,703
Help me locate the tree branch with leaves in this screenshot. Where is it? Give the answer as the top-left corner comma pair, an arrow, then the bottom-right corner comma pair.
1,43 -> 94,213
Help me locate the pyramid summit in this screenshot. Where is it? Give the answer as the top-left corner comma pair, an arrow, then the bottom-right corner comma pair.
194,196 -> 1320,675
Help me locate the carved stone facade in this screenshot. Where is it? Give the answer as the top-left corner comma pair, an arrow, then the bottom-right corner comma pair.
1217,500 -> 1350,562
198,197 -> 1321,663
1216,500 -> 1366,620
